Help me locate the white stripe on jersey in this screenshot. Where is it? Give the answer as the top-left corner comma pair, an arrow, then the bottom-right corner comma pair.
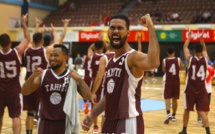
125,116 -> 137,134
125,50 -> 143,117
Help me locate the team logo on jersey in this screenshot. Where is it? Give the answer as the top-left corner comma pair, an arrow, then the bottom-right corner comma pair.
107,79 -> 115,94
63,76 -> 69,87
119,57 -> 124,65
50,92 -> 62,105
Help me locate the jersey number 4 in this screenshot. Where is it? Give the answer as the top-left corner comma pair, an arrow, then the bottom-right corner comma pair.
169,63 -> 176,75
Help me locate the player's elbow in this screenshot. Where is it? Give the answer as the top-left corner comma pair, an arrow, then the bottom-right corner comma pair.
152,61 -> 160,69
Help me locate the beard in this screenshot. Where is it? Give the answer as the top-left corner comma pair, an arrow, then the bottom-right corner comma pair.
50,62 -> 62,70
109,35 -> 127,49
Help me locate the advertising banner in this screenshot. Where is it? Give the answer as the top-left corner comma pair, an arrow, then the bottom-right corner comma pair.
127,31 -> 149,42
157,30 -> 182,42
79,31 -> 101,42
182,30 -> 215,42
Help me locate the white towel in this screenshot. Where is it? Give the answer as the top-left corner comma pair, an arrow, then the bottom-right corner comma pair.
63,76 -> 80,134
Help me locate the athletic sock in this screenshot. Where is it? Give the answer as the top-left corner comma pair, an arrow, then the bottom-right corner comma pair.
182,126 -> 187,133
172,113 -> 176,116
205,127 -> 210,134
166,110 -> 170,115
26,130 -> 32,134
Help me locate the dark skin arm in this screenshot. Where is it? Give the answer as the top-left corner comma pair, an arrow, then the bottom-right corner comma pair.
70,70 -> 92,100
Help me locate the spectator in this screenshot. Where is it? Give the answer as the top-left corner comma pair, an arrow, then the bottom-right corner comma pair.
104,11 -> 110,26
202,10 -> 211,23
14,21 -> 20,28
154,8 -> 162,22
69,2 -> 76,11
165,10 -> 172,24
191,11 -> 203,23
171,12 -> 181,22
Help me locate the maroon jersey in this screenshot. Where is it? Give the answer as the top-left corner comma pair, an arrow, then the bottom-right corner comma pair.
163,57 -> 180,83
0,49 -> 22,96
24,47 -> 48,79
39,69 -> 70,120
103,49 -> 143,120
185,56 -> 207,94
104,52 -> 115,66
89,53 -> 104,79
83,56 -> 91,86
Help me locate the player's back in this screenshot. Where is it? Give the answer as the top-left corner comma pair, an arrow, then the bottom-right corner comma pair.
164,57 -> 180,83
0,49 -> 22,95
89,53 -> 104,78
185,56 -> 207,93
24,47 -> 48,79
83,56 -> 92,87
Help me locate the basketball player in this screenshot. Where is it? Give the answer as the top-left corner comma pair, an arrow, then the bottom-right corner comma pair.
23,19 -> 71,134
91,43 -> 115,102
0,13 -> 30,134
23,33 -> 49,134
179,29 -> 211,134
82,14 -> 160,134
162,46 -> 184,124
83,33 -> 107,115
22,44 -> 92,134
88,40 -> 105,132
91,43 -> 115,128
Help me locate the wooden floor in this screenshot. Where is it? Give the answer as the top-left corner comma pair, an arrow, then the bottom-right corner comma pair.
1,77 -> 215,134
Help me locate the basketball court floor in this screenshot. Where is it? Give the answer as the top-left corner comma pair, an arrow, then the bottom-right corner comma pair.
1,77 -> 215,134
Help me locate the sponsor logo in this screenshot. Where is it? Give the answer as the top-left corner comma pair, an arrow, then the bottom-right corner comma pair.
80,32 -> 99,40
160,32 -> 167,39
185,31 -> 210,40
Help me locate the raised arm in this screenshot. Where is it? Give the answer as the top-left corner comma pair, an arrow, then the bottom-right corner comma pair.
46,23 -> 58,57
34,17 -> 43,33
22,67 -> 42,95
70,70 -> 92,100
200,30 -> 209,61
129,14 -> 160,72
179,58 -> 184,70
143,14 -> 160,68
183,29 -> 192,62
87,43 -> 95,59
137,32 -> 142,52
59,19 -> 71,44
51,23 -> 59,44
16,13 -> 30,58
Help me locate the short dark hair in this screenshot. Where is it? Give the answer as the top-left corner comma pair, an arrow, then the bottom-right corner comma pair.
43,32 -> 53,47
194,44 -> 203,53
0,34 -> 11,47
109,14 -> 130,30
53,44 -> 68,55
167,46 -> 175,54
33,33 -> 43,45
94,40 -> 104,49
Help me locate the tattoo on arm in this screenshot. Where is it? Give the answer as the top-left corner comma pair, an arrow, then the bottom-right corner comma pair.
77,80 -> 92,100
